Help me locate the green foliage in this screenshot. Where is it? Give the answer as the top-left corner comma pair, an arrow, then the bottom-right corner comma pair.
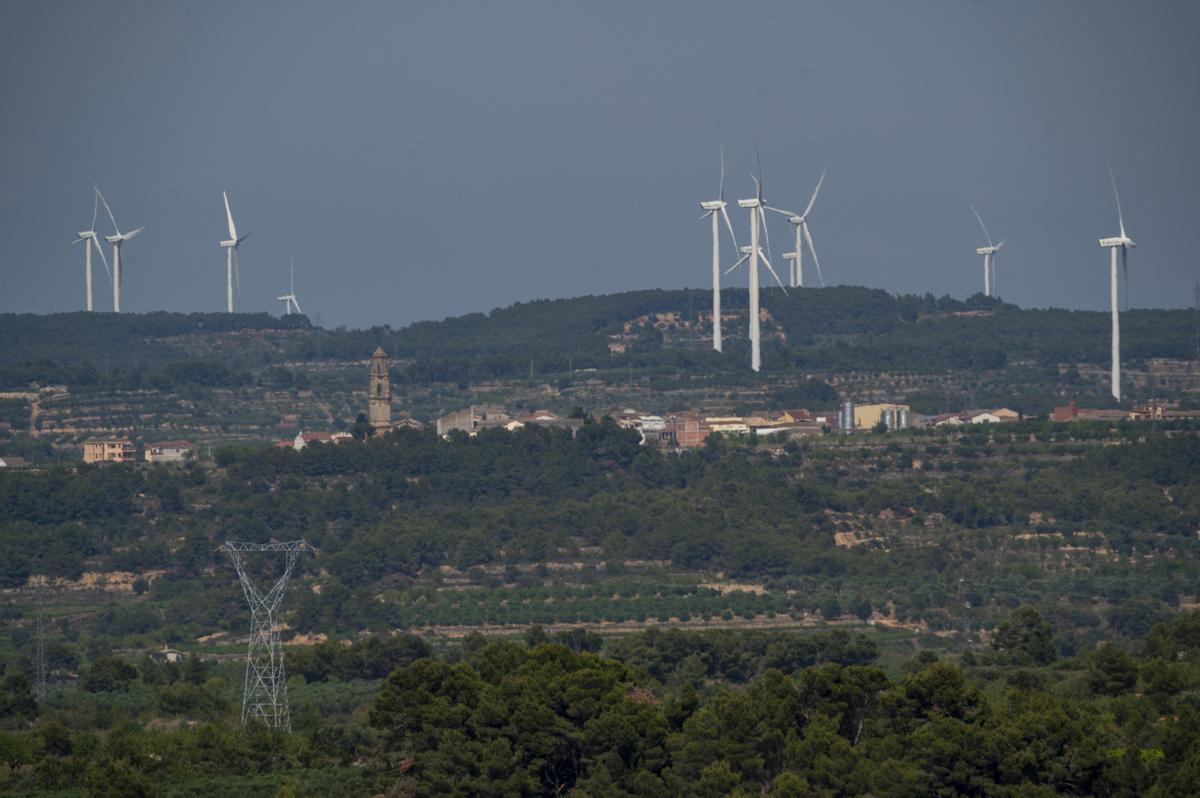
288,636 -> 431,683
1,292 -> 1195,397
2,616 -> 1200,795
1087,642 -> 1139,696
0,671 -> 37,726
82,657 -> 139,694
992,607 -> 1057,666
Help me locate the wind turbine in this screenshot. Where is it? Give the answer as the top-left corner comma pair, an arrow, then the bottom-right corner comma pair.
699,145 -> 739,352
770,168 -> 827,288
96,188 -> 144,314
730,151 -> 788,372
220,191 -> 250,313
1098,164 -> 1136,403
970,204 -> 1006,297
277,255 -> 302,316
72,192 -> 110,311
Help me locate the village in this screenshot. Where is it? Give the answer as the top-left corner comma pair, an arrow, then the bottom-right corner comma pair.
44,348 -> 1199,466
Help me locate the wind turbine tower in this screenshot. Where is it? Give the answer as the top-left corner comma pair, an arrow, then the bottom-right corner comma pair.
277,256 -> 302,316
777,168 -> 827,288
73,193 -> 110,311
1098,165 -> 1136,403
699,146 -> 739,353
97,188 -> 144,314
970,204 -> 1006,297
731,153 -> 788,372
220,192 -> 250,313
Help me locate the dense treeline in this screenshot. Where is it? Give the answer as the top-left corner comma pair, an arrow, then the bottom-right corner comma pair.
5,613 -> 1200,796
367,616 -> 1200,797
2,289 -> 1195,391
0,312 -> 307,387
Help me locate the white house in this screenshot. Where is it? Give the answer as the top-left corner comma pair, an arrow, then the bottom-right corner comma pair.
144,441 -> 193,463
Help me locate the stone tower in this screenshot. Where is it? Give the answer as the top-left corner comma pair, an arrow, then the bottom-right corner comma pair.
368,346 -> 392,431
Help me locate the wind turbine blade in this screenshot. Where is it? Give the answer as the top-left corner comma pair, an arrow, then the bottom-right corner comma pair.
969,203 -> 993,247
804,223 -> 825,287
700,211 -> 714,221
236,233 -> 251,245
759,250 -> 788,293
725,253 -> 749,275
720,206 -> 739,251
754,145 -> 763,200
759,207 -> 772,263
223,191 -> 238,240
802,166 -> 827,218
719,142 -> 725,201
95,187 -> 120,235
90,192 -> 99,232
995,237 -> 1007,250
765,206 -> 797,217
1108,160 -> 1126,239
92,238 -> 111,283
123,226 -> 145,241
1121,245 -> 1129,312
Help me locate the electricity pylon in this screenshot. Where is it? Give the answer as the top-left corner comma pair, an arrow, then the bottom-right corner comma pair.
35,577 -> 46,702
219,540 -> 313,730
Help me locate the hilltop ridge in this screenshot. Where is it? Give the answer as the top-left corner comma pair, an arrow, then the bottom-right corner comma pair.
2,287 -> 1195,386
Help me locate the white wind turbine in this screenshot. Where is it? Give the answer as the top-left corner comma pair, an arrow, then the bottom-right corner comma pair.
699,145 -> 740,353
1098,164 -> 1136,403
220,191 -> 250,312
277,256 -> 302,316
729,152 -> 788,372
772,168 -> 827,288
96,188 -> 144,314
970,204 -> 1007,297
72,192 -> 111,311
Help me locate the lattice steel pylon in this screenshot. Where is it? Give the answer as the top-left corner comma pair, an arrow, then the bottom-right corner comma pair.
219,540 -> 313,730
34,576 -> 46,703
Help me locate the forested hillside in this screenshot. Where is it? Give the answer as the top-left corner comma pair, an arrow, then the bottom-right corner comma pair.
3,420 -> 1198,644
2,289 -> 1196,391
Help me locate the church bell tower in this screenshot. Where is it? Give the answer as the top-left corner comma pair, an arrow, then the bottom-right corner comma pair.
368,346 -> 392,431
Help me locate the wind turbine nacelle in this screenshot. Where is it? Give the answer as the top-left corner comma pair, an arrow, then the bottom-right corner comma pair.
788,216 -> 804,225
738,246 -> 753,254
737,198 -> 761,208
104,234 -> 122,244
77,231 -> 95,239
220,239 -> 237,248
782,252 -> 798,260
699,200 -> 725,211
976,246 -> 996,255
1098,236 -> 1134,248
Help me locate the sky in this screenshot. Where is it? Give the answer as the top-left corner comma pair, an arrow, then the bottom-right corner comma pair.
2,1 -> 1198,328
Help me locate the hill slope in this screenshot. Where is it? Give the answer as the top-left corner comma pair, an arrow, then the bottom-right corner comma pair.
2,288 -> 1195,388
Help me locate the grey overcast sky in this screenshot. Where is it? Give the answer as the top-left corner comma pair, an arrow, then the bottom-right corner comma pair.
2,1 -> 1198,328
